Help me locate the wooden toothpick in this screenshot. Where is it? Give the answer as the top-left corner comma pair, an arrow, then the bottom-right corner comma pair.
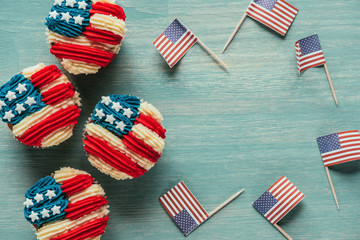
274,223 -> 293,240
323,63 -> 338,106
208,189 -> 245,218
197,38 -> 229,70
222,13 -> 247,54
325,167 -> 340,210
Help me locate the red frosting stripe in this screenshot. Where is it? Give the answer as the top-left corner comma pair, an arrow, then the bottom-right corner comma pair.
50,43 -> 116,67
61,174 -> 94,196
30,65 -> 62,89
41,83 -> 75,105
50,216 -> 109,240
83,26 -> 123,45
17,105 -> 80,147
90,2 -> 126,20
135,114 -> 166,139
83,135 -> 147,178
65,196 -> 108,220
122,132 -> 161,163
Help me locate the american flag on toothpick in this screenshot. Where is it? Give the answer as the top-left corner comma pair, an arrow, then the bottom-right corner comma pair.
153,18 -> 198,68
253,176 -> 304,239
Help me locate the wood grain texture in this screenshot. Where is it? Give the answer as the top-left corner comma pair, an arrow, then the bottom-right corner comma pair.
0,0 -> 359,239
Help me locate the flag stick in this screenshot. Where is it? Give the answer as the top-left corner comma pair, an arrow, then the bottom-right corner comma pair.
222,13 -> 247,54
274,224 -> 293,240
325,167 -> 340,210
197,38 -> 229,70
208,189 -> 245,218
323,63 -> 338,106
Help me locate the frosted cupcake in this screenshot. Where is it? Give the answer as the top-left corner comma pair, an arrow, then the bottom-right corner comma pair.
0,63 -> 81,147
45,0 -> 126,75
23,167 -> 109,240
83,95 -> 166,180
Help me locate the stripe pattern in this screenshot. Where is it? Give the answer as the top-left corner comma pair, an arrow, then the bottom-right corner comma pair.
25,167 -> 109,240
46,1 -> 126,75
295,34 -> 326,74
246,0 -> 298,36
83,95 -> 166,180
253,176 -> 305,224
0,63 -> 81,148
317,130 -> 360,167
153,18 -> 198,68
159,181 -> 209,236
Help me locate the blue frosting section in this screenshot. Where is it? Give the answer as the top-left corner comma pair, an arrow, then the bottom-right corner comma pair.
91,95 -> 140,137
45,0 -> 92,38
0,74 -> 46,125
24,176 -> 69,226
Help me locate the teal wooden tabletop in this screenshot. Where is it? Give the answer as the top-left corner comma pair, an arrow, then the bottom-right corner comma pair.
0,0 -> 359,239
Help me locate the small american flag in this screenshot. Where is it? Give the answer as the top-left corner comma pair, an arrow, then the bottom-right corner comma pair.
295,34 -> 326,74
153,18 -> 198,68
159,181 -> 209,236
253,176 -> 305,224
246,0 -> 298,36
317,130 -> 360,167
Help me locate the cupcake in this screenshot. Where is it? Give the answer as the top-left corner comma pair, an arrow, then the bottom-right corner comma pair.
23,167 -> 109,240
83,95 -> 166,180
45,0 -> 126,75
0,63 -> 81,148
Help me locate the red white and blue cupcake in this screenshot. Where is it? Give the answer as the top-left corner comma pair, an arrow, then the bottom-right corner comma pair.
83,95 -> 166,180
0,63 -> 81,148
23,167 -> 109,240
45,0 -> 126,75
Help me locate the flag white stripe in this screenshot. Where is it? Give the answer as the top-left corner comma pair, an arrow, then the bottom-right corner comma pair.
173,185 -> 202,224
168,34 -> 197,66
164,192 -> 181,215
322,145 -> 360,157
268,176 -> 287,194
179,182 -> 208,220
165,31 -> 194,61
247,7 -> 288,34
271,192 -> 304,224
167,190 -> 184,215
160,196 -> 176,217
265,187 -> 298,219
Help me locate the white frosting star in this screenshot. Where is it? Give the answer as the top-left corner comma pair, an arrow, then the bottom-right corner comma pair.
34,193 -> 44,203
45,190 -> 56,200
40,208 -> 50,218
0,100 -> 5,110
51,205 -> 61,215
73,15 -> 84,25
101,96 -> 112,106
123,108 -> 133,118
105,114 -> 115,124
23,198 -> 33,208
78,1 -> 87,10
15,103 -> 25,114
5,91 -> 16,101
116,121 -> 126,131
95,109 -> 105,119
53,0 -> 63,6
29,211 -> 39,222
16,83 -> 27,94
25,97 -> 37,106
61,12 -> 72,23
65,0 -> 77,7
111,102 -> 122,112
49,10 -> 59,19
3,110 -> 15,122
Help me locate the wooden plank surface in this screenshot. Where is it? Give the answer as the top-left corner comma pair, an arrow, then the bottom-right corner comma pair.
0,0 -> 359,239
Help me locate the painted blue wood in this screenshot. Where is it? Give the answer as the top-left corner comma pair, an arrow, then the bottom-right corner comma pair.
0,0 -> 359,239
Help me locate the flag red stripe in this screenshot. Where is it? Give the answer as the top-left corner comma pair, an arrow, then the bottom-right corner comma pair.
41,83 -> 75,105
61,174 -> 94,196
158,38 -> 172,54
164,31 -> 191,59
177,182 -> 206,222
169,37 -> 198,68
30,65 -> 62,89
268,176 -> 286,192
299,61 -> 325,72
323,152 -> 360,163
159,195 -> 177,218
325,158 -> 360,167
246,10 -> 285,35
268,191 -> 303,223
322,147 -> 360,158
166,190 -> 183,214
153,34 -> 164,46
65,196 -> 108,220
272,193 -> 304,223
89,2 -> 126,20
271,181 -> 292,201
135,114 -> 166,139
273,5 -> 293,20
167,33 -> 195,64
299,51 -> 324,62
250,4 -> 289,27
338,130 -> 359,135
83,26 -> 122,45
179,181 -> 209,219
172,185 -> 202,224
278,0 -> 298,12
122,132 -> 161,162
266,186 -> 297,219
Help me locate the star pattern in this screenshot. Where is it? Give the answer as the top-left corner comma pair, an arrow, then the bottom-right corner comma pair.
73,15 -> 84,25
5,91 -> 16,101
163,19 -> 188,43
53,0 -> 63,6
299,34 -> 322,56
65,0 -> 77,7
317,133 -> 341,154
105,114 -> 116,124
29,211 -> 39,222
95,109 -> 105,119
116,121 -> 126,131
23,198 -> 34,208
78,0 -> 87,10
49,10 -> 59,19
173,209 -> 198,236
253,191 -> 278,215
40,208 -> 50,218
0,100 -> 5,110
45,190 -> 56,200
25,96 -> 37,106
123,108 -> 133,118
61,12 -> 72,23
101,96 -> 112,106
15,103 -> 26,114
111,102 -> 122,112
34,193 -> 44,203
16,83 -> 27,94
51,205 -> 61,215
253,0 -> 277,11
3,110 -> 15,122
